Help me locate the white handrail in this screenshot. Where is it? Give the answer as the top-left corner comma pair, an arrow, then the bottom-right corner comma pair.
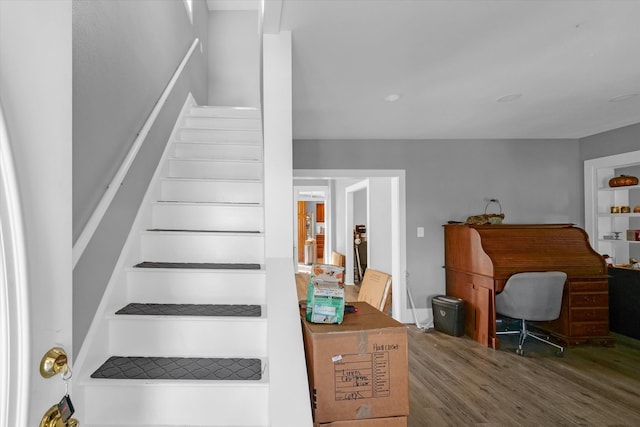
73,38 -> 200,268
0,99 -> 30,427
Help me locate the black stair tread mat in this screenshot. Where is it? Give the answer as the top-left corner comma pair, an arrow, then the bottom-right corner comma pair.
91,356 -> 262,380
146,229 -> 261,233
134,261 -> 261,270
116,303 -> 261,317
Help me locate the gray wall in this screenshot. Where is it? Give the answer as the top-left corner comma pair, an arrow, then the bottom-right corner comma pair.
208,10 -> 260,106
579,122 -> 640,163
72,0 -> 209,354
294,139 -> 582,309
73,0 -> 208,239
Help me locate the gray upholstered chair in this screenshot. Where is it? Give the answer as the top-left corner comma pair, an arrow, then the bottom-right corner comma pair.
495,271 -> 567,356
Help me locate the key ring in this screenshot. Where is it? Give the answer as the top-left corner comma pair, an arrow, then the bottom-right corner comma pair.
61,365 -> 72,395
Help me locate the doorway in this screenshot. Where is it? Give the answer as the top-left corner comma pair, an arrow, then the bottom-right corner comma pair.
293,185 -> 330,269
294,170 -> 408,323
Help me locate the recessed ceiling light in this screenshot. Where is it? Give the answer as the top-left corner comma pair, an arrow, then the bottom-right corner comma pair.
608,93 -> 639,103
384,94 -> 401,102
496,93 -> 523,103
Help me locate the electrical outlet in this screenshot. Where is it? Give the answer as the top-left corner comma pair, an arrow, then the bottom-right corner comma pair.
417,227 -> 424,238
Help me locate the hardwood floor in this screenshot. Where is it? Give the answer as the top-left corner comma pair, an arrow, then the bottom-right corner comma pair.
295,273 -> 640,426
407,326 -> 640,426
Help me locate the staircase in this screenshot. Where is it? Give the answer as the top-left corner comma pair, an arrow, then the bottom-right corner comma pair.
78,105 -> 275,426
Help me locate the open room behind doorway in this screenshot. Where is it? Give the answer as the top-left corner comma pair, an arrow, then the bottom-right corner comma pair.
294,185 -> 329,269
293,170 -> 409,323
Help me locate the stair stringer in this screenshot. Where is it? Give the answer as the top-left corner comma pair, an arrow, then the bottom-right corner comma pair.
72,93 -> 199,392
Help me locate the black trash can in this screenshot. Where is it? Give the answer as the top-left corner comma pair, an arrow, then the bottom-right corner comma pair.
432,295 -> 465,337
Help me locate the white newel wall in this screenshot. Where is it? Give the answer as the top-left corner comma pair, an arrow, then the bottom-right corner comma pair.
263,31 -> 313,426
263,31 -> 294,259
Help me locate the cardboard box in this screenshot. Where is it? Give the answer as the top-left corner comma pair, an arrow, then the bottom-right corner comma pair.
311,263 -> 345,283
302,302 -> 409,423
314,416 -> 407,427
356,269 -> 392,313
627,230 -> 640,241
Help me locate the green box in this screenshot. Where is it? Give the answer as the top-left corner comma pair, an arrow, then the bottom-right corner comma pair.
306,279 -> 345,324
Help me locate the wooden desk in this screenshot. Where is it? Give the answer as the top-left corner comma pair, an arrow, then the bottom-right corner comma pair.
443,224 -> 613,348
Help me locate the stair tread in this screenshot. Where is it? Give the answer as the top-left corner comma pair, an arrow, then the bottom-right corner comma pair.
116,303 -> 262,317
161,176 -> 263,182
146,228 -> 262,233
134,261 -> 261,270
154,200 -> 263,206
170,157 -> 262,162
91,356 -> 262,380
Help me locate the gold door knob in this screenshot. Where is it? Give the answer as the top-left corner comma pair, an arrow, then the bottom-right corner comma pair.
38,404 -> 79,427
40,347 -> 68,378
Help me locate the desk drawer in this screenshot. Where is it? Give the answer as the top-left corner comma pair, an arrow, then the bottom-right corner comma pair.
570,293 -> 608,308
570,322 -> 609,337
571,307 -> 608,322
570,279 -> 608,292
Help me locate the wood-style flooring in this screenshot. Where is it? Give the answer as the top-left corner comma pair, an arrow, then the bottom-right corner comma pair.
295,273 -> 640,426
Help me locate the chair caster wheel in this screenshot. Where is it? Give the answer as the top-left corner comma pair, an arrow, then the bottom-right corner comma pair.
555,350 -> 565,357
516,348 -> 524,356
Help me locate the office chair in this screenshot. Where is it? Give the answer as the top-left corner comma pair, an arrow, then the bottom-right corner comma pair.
495,271 -> 567,356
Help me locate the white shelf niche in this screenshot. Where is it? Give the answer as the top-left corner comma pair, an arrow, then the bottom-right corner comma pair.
585,150 -> 640,266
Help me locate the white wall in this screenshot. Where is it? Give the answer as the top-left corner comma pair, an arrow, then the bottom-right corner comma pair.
263,32 -> 293,257
208,10 -> 260,106
354,189 -> 367,226
0,1 -> 72,423
368,178 -> 393,275
333,179 -> 360,257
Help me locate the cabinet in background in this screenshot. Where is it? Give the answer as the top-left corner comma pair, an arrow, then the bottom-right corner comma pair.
608,266 -> 640,340
316,203 -> 325,223
316,234 -> 324,263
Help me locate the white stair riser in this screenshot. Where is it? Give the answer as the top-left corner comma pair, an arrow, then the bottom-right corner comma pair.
141,233 -> 264,263
169,159 -> 263,180
179,128 -> 262,143
152,204 -> 264,232
161,179 -> 263,204
184,116 -> 261,130
109,317 -> 267,357
84,383 -> 268,426
190,106 -> 260,119
127,269 -> 266,304
174,142 -> 262,161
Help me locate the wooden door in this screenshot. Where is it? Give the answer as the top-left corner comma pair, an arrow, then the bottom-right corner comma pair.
297,201 -> 306,263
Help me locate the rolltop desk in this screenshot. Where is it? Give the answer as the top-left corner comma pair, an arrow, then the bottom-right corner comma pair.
443,224 -> 613,348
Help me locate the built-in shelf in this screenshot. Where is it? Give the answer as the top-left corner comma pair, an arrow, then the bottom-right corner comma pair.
598,184 -> 640,192
585,150 -> 640,266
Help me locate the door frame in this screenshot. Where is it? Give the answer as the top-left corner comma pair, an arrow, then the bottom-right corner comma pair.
0,102 -> 30,427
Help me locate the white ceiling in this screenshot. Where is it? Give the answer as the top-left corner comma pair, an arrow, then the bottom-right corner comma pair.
211,0 -> 640,140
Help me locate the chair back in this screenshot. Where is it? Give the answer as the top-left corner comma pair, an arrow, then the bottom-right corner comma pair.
496,271 -> 567,321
